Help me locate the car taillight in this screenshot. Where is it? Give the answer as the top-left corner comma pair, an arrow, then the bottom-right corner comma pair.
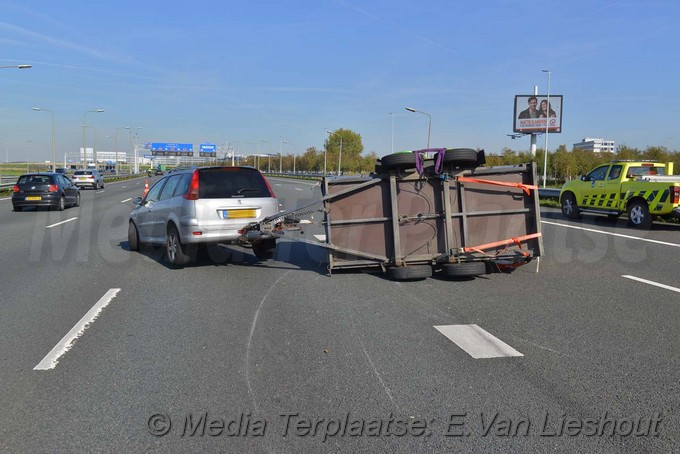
672,186 -> 680,204
262,175 -> 276,198
184,170 -> 200,200
48,185 -> 59,192
12,185 -> 19,193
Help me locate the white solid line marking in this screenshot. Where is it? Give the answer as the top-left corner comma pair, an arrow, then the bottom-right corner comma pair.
541,220 -> 680,248
34,288 -> 121,370
120,198 -> 132,203
45,217 -> 78,229
622,275 -> 680,294
313,234 -> 326,241
434,324 -> 523,359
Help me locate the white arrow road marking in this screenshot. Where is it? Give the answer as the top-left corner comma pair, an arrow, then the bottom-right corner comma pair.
434,324 -> 523,359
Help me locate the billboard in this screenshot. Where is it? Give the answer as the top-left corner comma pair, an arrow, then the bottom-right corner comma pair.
150,142 -> 194,157
513,95 -> 563,134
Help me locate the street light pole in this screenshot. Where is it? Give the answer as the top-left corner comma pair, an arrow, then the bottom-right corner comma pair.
542,69 -> 551,189
115,126 -> 131,175
405,107 -> 431,149
326,130 -> 343,176
389,112 -> 394,154
82,109 -> 104,168
32,108 -> 56,171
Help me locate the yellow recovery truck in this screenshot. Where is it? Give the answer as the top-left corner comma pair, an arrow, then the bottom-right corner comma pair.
559,161 -> 680,228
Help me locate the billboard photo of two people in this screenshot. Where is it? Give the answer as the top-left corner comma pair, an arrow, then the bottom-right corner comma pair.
513,95 -> 563,134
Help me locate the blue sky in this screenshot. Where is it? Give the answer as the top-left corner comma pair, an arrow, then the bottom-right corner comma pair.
1,0 -> 679,163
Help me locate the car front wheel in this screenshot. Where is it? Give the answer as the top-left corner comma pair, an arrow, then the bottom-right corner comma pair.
128,221 -> 141,252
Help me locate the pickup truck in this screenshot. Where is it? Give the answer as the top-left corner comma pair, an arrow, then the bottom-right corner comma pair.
559,161 -> 680,228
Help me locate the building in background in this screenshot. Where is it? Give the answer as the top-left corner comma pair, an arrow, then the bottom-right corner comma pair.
573,137 -> 615,153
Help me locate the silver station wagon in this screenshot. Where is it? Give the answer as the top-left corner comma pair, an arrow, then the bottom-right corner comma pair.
128,166 -> 280,266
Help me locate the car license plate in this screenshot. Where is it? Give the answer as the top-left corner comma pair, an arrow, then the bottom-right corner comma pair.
25,196 -> 42,201
220,209 -> 256,219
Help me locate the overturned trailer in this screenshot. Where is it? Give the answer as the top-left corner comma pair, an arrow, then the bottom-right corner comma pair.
245,148 -> 543,280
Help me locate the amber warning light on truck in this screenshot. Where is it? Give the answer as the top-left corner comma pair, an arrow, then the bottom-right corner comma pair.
513,95 -> 563,134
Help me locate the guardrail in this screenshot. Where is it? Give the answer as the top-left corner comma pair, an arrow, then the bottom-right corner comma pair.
1,174 -> 564,200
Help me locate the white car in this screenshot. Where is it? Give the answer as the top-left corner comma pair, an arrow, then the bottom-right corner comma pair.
72,169 -> 105,189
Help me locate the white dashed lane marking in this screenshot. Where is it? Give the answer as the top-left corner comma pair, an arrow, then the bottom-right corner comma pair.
45,217 -> 78,229
434,324 -> 524,359
34,289 -> 121,370
622,275 -> 680,294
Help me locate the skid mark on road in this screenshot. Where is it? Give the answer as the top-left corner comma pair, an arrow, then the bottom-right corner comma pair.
245,271 -> 293,411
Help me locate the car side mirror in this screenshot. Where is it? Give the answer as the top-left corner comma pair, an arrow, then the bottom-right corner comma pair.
132,196 -> 143,206
580,175 -> 589,181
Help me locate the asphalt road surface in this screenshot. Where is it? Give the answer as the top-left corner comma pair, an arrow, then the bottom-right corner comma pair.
1,176 -> 678,453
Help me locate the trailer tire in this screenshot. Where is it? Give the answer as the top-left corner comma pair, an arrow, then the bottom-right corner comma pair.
443,148 -> 478,166
380,152 -> 416,170
386,264 -> 432,281
443,261 -> 487,278
252,239 -> 277,260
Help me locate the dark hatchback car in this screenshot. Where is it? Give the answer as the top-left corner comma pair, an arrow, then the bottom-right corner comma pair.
12,173 -> 80,211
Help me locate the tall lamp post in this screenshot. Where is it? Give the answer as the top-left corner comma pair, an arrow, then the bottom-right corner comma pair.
115,126 -> 131,175
32,108 -> 56,171
129,127 -> 142,174
1,65 -> 31,178
542,69 -> 551,188
82,109 -> 104,168
389,112 -> 394,154
284,141 -> 295,173
405,107 -> 431,149
326,130 -> 343,176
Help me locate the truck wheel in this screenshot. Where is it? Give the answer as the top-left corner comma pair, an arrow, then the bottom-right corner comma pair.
443,261 -> 487,278
560,192 -> 580,219
386,264 -> 432,281
380,153 -> 416,170
252,239 -> 276,260
627,201 -> 652,229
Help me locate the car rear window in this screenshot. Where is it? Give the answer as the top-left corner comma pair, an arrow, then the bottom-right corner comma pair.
18,175 -> 54,184
198,168 -> 272,199
74,171 -> 92,175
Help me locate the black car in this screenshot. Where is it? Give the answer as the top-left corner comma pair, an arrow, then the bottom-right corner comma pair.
12,172 -> 80,211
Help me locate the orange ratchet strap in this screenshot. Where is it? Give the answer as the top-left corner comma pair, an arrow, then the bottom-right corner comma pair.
456,176 -> 538,196
463,233 -> 542,257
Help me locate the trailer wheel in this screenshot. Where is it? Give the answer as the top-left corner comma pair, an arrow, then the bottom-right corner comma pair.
443,148 -> 478,166
443,261 -> 487,278
252,239 -> 277,260
380,152 -> 416,170
386,264 -> 432,281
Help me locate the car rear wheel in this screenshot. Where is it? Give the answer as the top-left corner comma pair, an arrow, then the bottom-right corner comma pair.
73,192 -> 81,207
128,221 -> 141,252
13,206 -> 23,212
166,225 -> 190,266
627,201 -> 652,229
252,239 -> 276,260
385,264 -> 432,281
56,196 -> 65,211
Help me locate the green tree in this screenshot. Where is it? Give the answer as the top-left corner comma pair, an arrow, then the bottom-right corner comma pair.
642,146 -> 668,162
325,129 -> 364,174
616,144 -> 641,161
